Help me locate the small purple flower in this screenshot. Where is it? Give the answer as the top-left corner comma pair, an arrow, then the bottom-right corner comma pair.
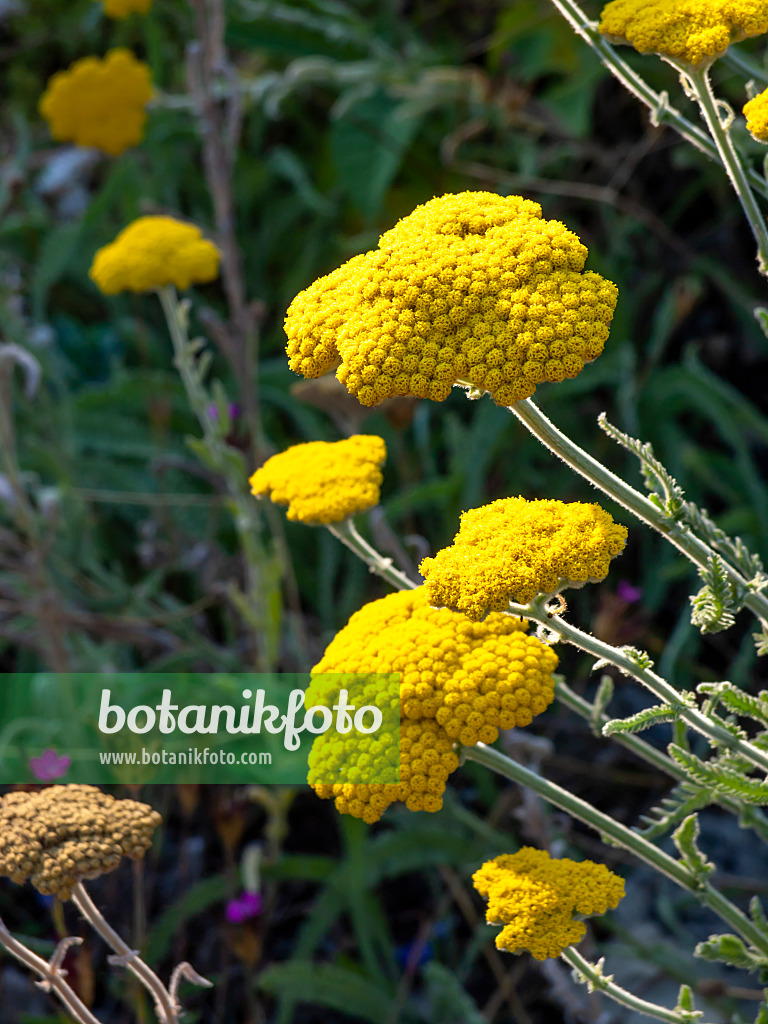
617,580 -> 643,604
226,890 -> 263,924
29,748 -> 71,782
206,402 -> 240,423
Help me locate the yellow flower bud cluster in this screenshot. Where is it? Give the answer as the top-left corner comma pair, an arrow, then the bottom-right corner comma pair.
249,435 -> 386,524
39,49 -> 152,157
599,0 -> 768,68
307,588 -> 557,823
0,785 -> 162,900
744,88 -> 768,141
285,192 -> 618,408
89,216 -> 221,294
98,0 -> 152,16
421,497 -> 628,617
473,848 -> 625,960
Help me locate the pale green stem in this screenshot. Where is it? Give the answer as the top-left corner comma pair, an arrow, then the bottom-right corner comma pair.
157,285 -> 276,670
463,743 -> 768,957
509,398 -> 768,628
556,679 -> 768,845
683,66 -> 768,274
510,594 -> 768,775
547,0 -> 768,200
71,883 -> 177,1024
327,518 -> 419,592
561,947 -> 710,1024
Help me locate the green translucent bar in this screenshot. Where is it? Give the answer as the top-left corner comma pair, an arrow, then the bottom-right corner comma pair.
0,674 -> 400,785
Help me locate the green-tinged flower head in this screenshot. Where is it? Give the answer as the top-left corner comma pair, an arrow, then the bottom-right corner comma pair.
285,192 -> 618,407
421,497 -> 628,618
744,88 -> 768,140
599,0 -> 768,68
249,435 -> 386,524
473,848 -> 625,960
307,588 -> 558,823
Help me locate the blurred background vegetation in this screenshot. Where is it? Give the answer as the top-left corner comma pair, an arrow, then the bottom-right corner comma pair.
1,0 -> 768,1020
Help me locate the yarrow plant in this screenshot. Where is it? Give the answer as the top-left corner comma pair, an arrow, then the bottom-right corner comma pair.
39,49 -> 152,157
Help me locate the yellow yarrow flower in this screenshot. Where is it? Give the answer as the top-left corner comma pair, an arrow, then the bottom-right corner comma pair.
39,49 -> 152,157
97,0 -> 151,16
599,0 -> 768,68
473,848 -> 625,960
89,216 -> 220,294
744,88 -> 768,141
420,497 -> 628,618
249,435 -> 386,525
285,192 -> 618,408
306,587 -> 558,822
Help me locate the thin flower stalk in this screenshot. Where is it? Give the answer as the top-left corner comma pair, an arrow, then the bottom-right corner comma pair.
546,0 -> 768,200
560,946 -> 710,1024
462,742 -> 768,958
508,397 -> 768,628
328,518 -> 419,591
71,882 -> 178,1024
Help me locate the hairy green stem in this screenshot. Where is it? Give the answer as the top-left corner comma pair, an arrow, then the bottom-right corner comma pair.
463,743 -> 768,957
157,285 -> 277,670
547,0 -> 768,199
683,66 -> 768,273
561,947 -> 708,1024
509,398 -> 768,628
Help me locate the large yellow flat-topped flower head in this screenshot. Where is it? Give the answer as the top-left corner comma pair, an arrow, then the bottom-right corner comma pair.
599,0 -> 768,67
285,192 -> 618,408
473,848 -> 625,960
97,0 -> 152,16
249,435 -> 387,525
307,587 -> 558,823
420,496 -> 628,617
39,49 -> 153,157
89,216 -> 220,294
744,87 -> 768,140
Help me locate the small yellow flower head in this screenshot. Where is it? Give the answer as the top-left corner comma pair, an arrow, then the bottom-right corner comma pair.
97,0 -> 151,16
473,848 -> 625,960
39,49 -> 153,157
421,497 -> 628,617
599,0 -> 768,68
311,717 -> 460,824
313,588 -> 558,747
249,435 -> 387,525
89,216 -> 221,294
744,88 -> 768,141
285,192 -> 618,407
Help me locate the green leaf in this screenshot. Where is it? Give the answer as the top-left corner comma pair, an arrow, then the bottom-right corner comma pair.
695,934 -> 767,972
422,962 -> 486,1024
690,554 -> 741,634
259,962 -> 395,1023
672,814 -> 715,881
603,703 -> 677,736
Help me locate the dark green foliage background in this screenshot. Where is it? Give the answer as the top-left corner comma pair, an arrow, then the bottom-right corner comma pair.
1,0 -> 767,1021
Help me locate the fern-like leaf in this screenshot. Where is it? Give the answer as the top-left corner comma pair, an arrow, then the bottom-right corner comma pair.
597,413 -> 686,517
603,704 -> 677,736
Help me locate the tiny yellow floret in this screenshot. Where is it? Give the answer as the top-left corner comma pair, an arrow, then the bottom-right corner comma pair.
39,49 -> 153,156
599,0 -> 768,68
473,848 -> 625,960
89,216 -> 220,294
744,88 -> 768,140
97,0 -> 151,16
420,497 -> 628,617
249,435 -> 387,525
285,192 -> 618,407
307,587 -> 558,822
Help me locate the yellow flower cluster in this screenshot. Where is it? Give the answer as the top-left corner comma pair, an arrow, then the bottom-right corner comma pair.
97,0 -> 151,16
599,0 -> 768,67
39,49 -> 152,157
308,588 -> 557,822
285,192 -> 618,407
89,216 -> 221,294
744,88 -> 768,141
473,848 -> 625,960
421,497 -> 628,617
249,436 -> 386,524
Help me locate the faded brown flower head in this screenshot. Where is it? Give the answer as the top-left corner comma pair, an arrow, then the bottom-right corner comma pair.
0,784 -> 162,899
